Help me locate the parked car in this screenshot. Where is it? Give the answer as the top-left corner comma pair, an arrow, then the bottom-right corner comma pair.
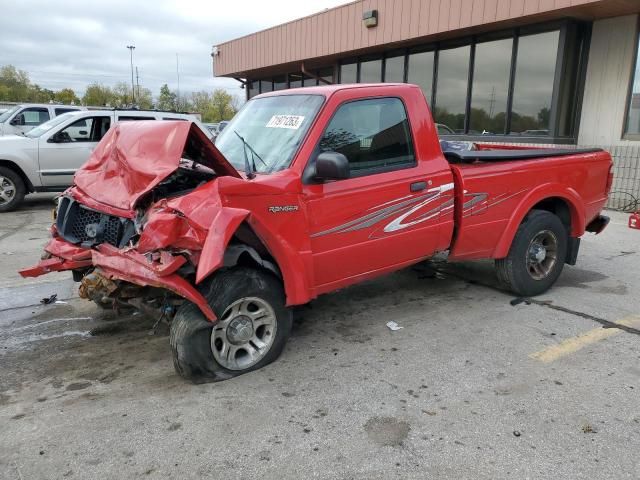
0,103 -> 85,136
21,84 -> 612,382
218,120 -> 229,133
204,122 -> 220,136
435,123 -> 455,135
0,109 -> 212,211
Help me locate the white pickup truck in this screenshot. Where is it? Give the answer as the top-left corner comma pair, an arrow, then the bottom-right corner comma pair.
0,109 -> 212,211
0,103 -> 85,136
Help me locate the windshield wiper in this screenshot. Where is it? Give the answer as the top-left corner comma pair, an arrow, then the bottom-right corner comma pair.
233,130 -> 266,179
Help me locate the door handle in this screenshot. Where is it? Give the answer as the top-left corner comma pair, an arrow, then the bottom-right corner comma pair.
410,181 -> 427,192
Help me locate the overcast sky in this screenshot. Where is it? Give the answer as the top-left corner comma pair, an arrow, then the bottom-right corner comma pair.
1,0 -> 346,101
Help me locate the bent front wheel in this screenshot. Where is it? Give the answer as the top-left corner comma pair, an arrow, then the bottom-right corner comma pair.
170,268 -> 292,383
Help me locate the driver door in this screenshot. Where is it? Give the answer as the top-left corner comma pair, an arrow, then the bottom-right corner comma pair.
38,115 -> 111,187
303,96 -> 453,291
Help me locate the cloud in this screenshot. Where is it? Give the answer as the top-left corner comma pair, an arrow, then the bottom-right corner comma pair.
0,0 -> 346,101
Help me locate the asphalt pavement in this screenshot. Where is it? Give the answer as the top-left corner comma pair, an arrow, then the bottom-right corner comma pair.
0,194 -> 638,479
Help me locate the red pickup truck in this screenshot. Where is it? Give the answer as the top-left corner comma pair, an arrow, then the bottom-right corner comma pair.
20,84 -> 612,382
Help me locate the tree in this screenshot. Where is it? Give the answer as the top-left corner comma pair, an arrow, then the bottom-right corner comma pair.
210,89 -> 238,122
112,82 -> 132,106
137,87 -> 154,109
0,65 -> 31,101
54,88 -> 80,105
157,84 -> 177,111
82,83 -> 116,107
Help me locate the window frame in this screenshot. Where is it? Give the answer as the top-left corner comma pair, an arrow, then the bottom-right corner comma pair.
622,17 -> 640,141
20,107 -> 50,126
313,96 -> 417,180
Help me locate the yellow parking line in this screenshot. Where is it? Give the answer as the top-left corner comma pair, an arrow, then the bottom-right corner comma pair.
530,316 -> 640,363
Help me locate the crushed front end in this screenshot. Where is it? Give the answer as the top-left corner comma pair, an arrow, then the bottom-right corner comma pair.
20,120 -> 242,322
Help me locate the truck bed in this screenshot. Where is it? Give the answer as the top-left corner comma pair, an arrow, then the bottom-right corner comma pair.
446,147 -> 611,261
444,147 -> 604,164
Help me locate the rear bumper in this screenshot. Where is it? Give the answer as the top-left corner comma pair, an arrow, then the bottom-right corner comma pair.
586,215 -> 610,235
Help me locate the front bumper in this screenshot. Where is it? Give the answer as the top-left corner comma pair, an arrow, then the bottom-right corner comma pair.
20,238 -> 217,322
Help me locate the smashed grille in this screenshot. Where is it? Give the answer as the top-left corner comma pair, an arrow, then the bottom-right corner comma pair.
56,196 -> 136,248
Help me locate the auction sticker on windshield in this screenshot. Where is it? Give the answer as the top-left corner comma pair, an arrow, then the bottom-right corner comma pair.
266,115 -> 305,129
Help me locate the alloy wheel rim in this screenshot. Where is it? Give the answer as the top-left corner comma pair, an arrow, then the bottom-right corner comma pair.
0,176 -> 16,206
211,297 -> 277,371
526,230 -> 558,280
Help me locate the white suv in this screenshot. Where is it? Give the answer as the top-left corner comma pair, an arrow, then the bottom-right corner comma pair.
0,103 -> 85,136
0,109 -> 212,211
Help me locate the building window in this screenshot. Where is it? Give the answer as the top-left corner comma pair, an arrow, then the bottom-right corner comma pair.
248,81 -> 259,99
434,45 -> 471,134
317,67 -> 334,85
624,32 -> 640,139
384,55 -> 405,83
469,38 -> 512,135
340,62 -> 357,83
510,30 -> 560,136
319,97 -> 415,177
260,80 -> 273,93
359,58 -> 383,83
273,75 -> 287,91
407,51 -> 434,105
289,73 -> 303,89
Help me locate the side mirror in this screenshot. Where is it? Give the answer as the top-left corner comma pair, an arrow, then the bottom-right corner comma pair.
315,152 -> 349,181
10,114 -> 24,126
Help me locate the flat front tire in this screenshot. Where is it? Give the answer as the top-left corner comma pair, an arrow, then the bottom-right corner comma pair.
496,210 -> 568,297
170,268 -> 292,383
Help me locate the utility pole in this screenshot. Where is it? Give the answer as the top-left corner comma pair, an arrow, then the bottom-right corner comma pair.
136,66 -> 140,101
488,86 -> 496,119
126,45 -> 136,104
176,53 -> 180,111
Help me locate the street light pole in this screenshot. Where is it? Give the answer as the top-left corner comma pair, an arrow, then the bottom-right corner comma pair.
126,45 -> 136,105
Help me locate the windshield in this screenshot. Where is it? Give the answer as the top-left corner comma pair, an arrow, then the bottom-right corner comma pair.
215,94 -> 324,174
0,105 -> 20,123
25,112 -> 78,138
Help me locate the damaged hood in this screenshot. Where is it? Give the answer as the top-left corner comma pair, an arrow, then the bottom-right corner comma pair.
73,121 -> 240,211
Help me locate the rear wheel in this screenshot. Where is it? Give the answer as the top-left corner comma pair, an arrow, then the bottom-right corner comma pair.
170,268 -> 292,383
0,167 -> 25,212
496,210 -> 568,297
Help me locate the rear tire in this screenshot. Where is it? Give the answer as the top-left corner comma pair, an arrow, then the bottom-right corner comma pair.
0,166 -> 26,212
496,210 -> 568,297
170,268 -> 292,383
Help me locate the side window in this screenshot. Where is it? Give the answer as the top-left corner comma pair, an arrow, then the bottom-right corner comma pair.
55,117 -> 110,142
117,116 -> 155,121
55,108 -> 78,116
57,118 -> 94,142
319,97 -> 415,177
19,107 -> 50,126
162,117 -> 187,121
91,117 -> 111,141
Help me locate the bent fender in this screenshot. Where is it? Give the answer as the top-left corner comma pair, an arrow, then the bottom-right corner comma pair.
195,207 -> 250,284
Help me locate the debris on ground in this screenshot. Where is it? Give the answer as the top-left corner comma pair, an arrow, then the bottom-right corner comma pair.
513,431 -> 521,437
510,297 -> 533,306
40,294 -> 58,305
386,321 -> 403,331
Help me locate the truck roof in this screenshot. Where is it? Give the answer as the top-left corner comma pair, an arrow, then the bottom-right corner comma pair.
254,82 -> 420,99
